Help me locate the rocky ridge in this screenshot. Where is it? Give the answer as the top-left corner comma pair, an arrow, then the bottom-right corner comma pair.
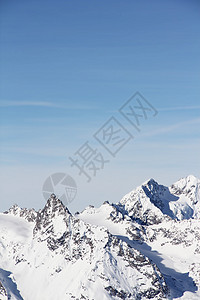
1,175 -> 199,299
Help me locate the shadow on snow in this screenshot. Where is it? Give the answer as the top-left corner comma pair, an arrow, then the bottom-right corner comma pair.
117,235 -> 197,299
0,268 -> 23,300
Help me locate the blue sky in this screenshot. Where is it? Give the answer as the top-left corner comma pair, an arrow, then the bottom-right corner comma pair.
0,0 -> 200,212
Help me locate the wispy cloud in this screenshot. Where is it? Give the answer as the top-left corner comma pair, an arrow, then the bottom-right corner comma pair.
142,117 -> 200,137
0,100 -> 59,107
0,145 -> 74,157
158,105 -> 200,112
0,100 -> 98,110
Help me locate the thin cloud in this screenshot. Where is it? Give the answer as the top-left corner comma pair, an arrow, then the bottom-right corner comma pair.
158,105 -> 200,112
0,100 -> 98,110
142,117 -> 200,137
0,100 -> 59,107
0,145 -> 68,157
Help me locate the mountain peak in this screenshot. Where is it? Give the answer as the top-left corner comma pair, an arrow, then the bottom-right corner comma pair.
173,174 -> 199,186
170,175 -> 200,194
1,176 -> 200,299
33,195 -> 71,240
50,193 -> 56,199
142,178 -> 159,187
45,194 -> 71,216
186,174 -> 198,181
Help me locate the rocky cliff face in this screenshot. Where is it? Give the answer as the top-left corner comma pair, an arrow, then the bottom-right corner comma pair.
78,175 -> 200,299
1,175 -> 200,299
0,281 -> 7,300
4,204 -> 37,223
0,194 -> 168,300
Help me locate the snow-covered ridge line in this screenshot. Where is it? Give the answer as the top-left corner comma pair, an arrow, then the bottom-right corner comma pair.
77,175 -> 200,299
1,175 -> 199,299
79,175 -> 200,225
0,194 -> 168,299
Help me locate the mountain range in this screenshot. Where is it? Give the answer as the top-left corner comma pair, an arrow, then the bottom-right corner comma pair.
0,175 -> 199,299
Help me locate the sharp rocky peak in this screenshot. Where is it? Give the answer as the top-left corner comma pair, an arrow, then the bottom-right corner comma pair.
33,194 -> 72,240
143,178 -> 159,186
118,175 -> 200,223
42,193 -> 71,217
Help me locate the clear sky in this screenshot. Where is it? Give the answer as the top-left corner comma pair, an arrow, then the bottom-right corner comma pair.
0,0 -> 200,213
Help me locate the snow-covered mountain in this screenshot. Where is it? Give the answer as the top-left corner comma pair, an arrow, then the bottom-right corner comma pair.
78,175 -> 200,299
0,175 -> 199,299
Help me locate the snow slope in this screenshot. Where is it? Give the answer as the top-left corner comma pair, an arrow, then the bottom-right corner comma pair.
0,195 -> 167,300
0,213 -> 33,300
78,175 -> 200,299
0,175 -> 199,299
